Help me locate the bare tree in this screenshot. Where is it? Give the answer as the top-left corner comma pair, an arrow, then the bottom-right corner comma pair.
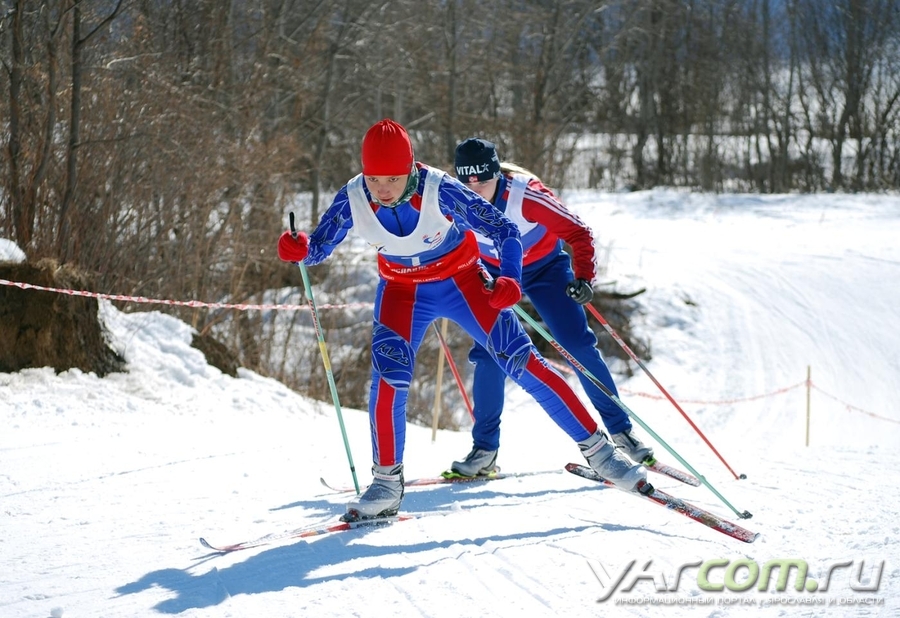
56,1 -> 123,261
798,0 -> 898,190
2,1 -> 67,253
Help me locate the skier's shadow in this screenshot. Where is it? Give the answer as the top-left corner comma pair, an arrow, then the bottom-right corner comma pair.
113,484 -> 629,614
113,520 -> 625,614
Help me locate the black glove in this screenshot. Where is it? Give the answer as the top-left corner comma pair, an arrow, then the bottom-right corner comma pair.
565,279 -> 593,305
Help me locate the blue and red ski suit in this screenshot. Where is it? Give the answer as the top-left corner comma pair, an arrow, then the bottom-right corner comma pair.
467,172 -> 634,452
301,164 -> 599,466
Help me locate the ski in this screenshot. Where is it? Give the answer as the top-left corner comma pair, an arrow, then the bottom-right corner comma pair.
644,459 -> 701,486
320,468 -> 562,494
199,509 -> 454,554
565,463 -> 759,544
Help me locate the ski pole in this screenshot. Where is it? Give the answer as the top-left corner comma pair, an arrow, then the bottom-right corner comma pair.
511,304 -> 751,519
584,302 -> 745,480
290,212 -> 360,494
431,320 -> 475,421
430,320 -> 448,442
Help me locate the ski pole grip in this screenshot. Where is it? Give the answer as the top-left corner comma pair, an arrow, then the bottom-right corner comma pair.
477,269 -> 494,291
289,212 -> 297,239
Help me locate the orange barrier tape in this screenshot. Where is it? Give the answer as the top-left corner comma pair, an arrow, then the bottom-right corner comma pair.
0,278 -> 373,312
544,358 -> 899,425
620,381 -> 807,405
810,384 -> 900,425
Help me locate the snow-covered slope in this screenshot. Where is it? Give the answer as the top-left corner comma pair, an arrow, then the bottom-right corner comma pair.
2,191 -> 898,618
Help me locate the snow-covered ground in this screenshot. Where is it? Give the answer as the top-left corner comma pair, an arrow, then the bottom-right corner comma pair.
2,190 -> 898,618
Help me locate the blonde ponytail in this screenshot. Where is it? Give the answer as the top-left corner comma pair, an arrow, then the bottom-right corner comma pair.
500,161 -> 539,181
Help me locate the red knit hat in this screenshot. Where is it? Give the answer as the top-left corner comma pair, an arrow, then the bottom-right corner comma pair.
361,119 -> 414,176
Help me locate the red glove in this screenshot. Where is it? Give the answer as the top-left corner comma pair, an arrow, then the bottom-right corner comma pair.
277,231 -> 309,262
488,276 -> 522,309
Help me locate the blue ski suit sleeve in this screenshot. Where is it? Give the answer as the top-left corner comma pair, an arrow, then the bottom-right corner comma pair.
302,186 -> 354,266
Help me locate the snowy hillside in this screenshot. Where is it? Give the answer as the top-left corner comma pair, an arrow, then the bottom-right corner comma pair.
2,190 -> 898,618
